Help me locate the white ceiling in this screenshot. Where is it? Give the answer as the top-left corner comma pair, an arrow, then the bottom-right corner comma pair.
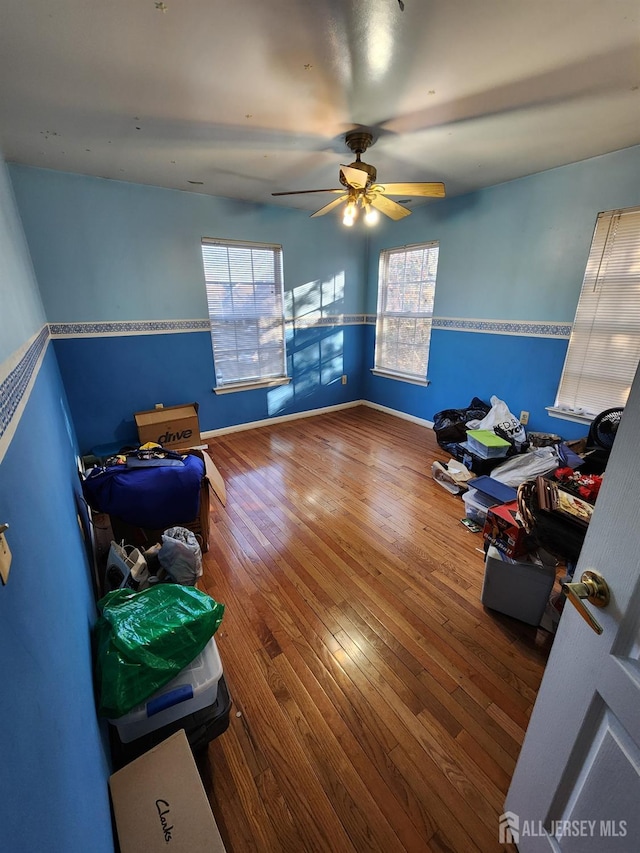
0,0 -> 638,214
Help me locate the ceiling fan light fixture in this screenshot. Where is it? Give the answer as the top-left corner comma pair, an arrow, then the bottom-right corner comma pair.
364,203 -> 379,226
343,199 -> 358,226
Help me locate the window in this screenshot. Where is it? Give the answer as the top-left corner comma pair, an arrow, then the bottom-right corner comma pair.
373,241 -> 440,384
553,206 -> 640,420
201,239 -> 288,392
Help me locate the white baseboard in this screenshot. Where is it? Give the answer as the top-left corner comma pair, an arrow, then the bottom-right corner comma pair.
361,400 -> 434,430
200,400 -> 362,438
200,399 -> 434,439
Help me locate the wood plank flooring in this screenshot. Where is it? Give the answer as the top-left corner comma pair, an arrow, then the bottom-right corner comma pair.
199,405 -> 555,852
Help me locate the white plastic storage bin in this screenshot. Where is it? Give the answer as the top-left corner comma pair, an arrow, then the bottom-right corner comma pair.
465,430 -> 510,458
462,488 -> 498,525
111,636 -> 223,743
481,545 -> 555,626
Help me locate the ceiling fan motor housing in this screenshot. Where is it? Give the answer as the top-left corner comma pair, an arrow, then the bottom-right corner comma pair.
342,130 -> 377,187
345,130 -> 374,155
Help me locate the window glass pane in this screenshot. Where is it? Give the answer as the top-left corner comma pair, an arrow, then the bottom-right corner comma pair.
202,240 -> 287,386
375,243 -> 439,379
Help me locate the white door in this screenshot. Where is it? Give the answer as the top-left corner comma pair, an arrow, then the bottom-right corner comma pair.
504,372 -> 640,851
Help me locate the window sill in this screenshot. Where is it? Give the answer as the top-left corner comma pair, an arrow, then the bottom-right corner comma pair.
370,369 -> 430,387
213,377 -> 291,395
546,406 -> 594,425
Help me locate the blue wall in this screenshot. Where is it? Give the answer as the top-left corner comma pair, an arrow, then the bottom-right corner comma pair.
9,166 -> 367,450
53,323 -> 366,451
10,146 -> 640,450
11,147 -> 640,451
0,160 -> 113,852
364,145 -> 640,438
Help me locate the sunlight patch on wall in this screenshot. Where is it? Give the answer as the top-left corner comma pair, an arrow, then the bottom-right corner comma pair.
267,382 -> 295,415
321,331 -> 344,384
268,329 -> 344,416
286,272 -> 345,322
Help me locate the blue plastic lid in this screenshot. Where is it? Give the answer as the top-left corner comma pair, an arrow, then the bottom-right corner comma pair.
467,475 -> 517,504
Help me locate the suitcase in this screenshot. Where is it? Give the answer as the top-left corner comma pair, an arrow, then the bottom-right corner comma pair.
109,451 -> 210,552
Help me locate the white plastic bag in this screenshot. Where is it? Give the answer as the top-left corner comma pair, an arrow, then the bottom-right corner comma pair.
490,447 -> 559,488
474,395 -> 527,448
158,526 -> 203,585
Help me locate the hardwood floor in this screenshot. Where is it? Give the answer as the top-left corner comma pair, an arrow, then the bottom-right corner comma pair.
199,405 -> 555,852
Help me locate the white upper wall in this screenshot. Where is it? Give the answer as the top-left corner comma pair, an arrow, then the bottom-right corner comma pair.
0,156 -> 46,363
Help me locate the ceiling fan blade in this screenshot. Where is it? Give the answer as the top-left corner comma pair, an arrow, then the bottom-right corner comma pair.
369,194 -> 412,220
310,195 -> 350,218
375,182 -> 446,197
272,188 -> 343,196
339,164 -> 369,190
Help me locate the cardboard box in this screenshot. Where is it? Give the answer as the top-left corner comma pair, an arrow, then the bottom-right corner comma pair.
109,729 -> 226,853
483,500 -> 530,558
135,403 -> 200,450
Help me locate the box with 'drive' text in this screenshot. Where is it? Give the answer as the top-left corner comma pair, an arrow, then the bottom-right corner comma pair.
134,402 -> 200,450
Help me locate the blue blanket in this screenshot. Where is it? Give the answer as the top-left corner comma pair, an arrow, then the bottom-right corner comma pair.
83,453 -> 204,529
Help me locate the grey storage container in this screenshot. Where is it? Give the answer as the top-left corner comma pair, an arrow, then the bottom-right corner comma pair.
481,545 -> 555,626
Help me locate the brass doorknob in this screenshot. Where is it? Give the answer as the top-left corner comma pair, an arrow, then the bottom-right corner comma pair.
561,570 -> 610,635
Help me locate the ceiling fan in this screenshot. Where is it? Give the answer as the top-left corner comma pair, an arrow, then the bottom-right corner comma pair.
272,130 -> 445,225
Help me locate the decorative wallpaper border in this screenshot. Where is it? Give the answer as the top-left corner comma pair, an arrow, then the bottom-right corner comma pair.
432,317 -> 572,338
48,315 -> 572,339
0,313 -> 571,465
49,319 -> 211,338
48,316 -> 371,337
0,326 -> 50,465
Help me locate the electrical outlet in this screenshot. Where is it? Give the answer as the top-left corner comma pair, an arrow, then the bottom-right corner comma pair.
341,374 -> 347,385
0,526 -> 12,585
520,410 -> 529,425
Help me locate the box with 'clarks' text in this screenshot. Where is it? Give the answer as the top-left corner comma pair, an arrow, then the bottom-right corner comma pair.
109,729 -> 226,852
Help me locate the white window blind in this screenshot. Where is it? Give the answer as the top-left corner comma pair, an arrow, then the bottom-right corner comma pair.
555,206 -> 640,417
201,239 -> 287,388
374,242 -> 439,381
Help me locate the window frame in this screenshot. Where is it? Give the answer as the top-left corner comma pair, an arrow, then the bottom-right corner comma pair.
372,240 -> 440,385
201,237 -> 290,394
550,205 -> 640,423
